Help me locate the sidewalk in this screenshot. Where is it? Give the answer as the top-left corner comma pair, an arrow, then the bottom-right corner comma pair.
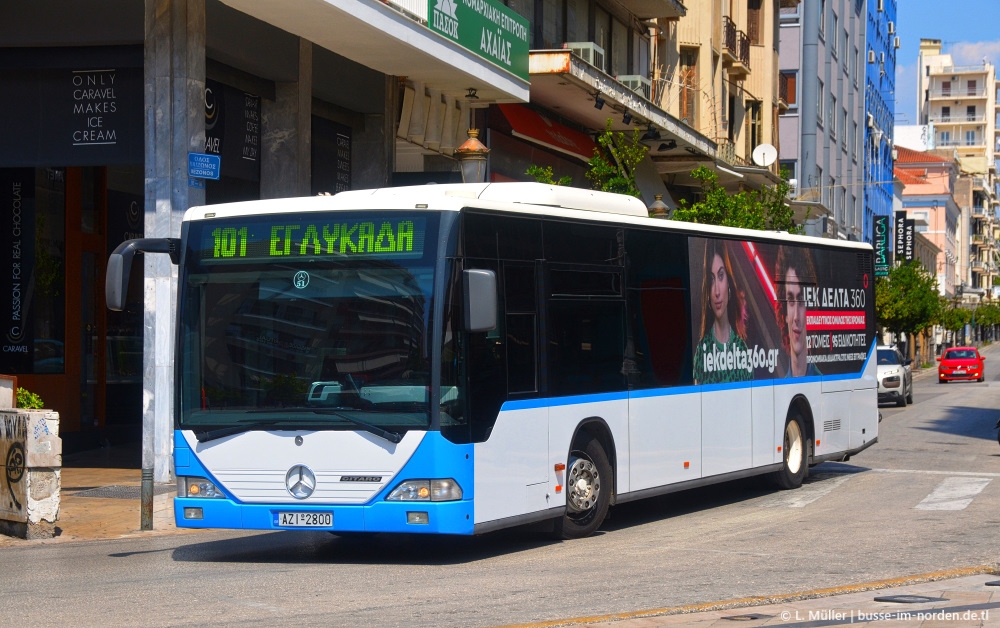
506,569 -> 1000,627
0,463 -> 196,547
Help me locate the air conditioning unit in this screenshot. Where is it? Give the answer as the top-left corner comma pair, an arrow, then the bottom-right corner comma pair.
867,112 -> 875,128
880,52 -> 885,64
868,49 -> 876,64
617,75 -> 653,100
887,21 -> 895,35
787,178 -> 799,199
564,42 -> 606,73
894,37 -> 900,50
877,0 -> 884,11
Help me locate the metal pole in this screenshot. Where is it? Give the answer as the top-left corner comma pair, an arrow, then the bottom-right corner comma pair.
141,467 -> 154,531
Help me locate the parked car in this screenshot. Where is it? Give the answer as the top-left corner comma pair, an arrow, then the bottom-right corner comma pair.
877,345 -> 912,407
938,346 -> 985,383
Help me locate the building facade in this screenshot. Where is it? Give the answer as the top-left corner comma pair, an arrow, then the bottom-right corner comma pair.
894,146 -> 960,298
915,38 -> 1000,299
778,0 -> 866,239
862,0 -> 895,244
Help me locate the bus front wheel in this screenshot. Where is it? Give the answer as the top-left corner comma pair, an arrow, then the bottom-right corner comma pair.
554,437 -> 612,539
771,415 -> 807,490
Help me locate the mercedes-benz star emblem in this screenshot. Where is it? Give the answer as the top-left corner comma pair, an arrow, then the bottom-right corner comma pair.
285,465 -> 316,499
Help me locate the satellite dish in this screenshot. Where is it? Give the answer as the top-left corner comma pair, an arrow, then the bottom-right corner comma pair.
752,143 -> 778,167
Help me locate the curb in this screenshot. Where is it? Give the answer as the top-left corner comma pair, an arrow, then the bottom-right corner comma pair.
493,565 -> 1000,628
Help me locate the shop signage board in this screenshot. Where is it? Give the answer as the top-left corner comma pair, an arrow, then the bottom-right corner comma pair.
427,0 -> 529,82
0,169 -> 36,373
204,80 -> 261,182
872,214 -> 891,276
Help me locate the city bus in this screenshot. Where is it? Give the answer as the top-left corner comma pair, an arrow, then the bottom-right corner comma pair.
107,182 -> 878,539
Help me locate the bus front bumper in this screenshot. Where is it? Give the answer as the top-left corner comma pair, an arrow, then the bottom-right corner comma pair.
174,496 -> 475,535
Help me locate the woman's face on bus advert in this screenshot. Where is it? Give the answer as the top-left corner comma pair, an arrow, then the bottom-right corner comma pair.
785,268 -> 806,357
710,253 -> 729,322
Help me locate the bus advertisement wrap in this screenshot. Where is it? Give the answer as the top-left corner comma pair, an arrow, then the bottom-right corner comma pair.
689,238 -> 873,384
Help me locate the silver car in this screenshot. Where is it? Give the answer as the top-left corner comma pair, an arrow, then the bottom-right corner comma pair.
877,345 -> 913,407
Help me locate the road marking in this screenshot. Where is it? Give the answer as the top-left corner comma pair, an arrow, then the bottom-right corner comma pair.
759,473 -> 853,508
915,476 -> 992,511
864,468 -> 1000,478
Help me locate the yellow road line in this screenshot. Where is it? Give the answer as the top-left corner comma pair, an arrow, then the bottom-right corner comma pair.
493,565 -> 998,628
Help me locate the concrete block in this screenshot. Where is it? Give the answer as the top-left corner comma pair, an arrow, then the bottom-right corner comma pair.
0,410 -> 60,539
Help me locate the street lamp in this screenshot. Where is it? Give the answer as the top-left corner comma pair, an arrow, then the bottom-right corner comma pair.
455,129 -> 490,184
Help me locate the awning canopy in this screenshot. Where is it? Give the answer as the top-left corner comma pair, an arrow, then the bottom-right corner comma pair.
498,104 -> 599,163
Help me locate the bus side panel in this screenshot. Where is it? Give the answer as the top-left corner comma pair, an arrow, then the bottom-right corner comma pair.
751,380 -> 775,468
549,395 -> 630,495
472,405 -> 548,525
702,385 -> 752,476
628,389 -> 701,490
818,391 -> 851,455
850,349 -> 879,450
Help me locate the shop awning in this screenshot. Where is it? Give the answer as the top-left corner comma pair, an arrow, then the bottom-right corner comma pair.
498,104 -> 599,163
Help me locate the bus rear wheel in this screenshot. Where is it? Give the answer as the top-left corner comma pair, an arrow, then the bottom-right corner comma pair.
554,436 -> 612,539
771,415 -> 807,490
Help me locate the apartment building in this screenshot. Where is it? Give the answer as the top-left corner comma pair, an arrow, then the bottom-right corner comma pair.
916,38 -> 1000,298
862,0 -> 896,244
778,0 -> 866,240
894,146 -> 960,298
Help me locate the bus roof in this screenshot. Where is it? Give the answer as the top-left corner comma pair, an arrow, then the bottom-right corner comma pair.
182,182 -> 872,251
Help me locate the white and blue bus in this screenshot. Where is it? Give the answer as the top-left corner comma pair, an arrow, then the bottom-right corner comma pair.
107,183 -> 878,538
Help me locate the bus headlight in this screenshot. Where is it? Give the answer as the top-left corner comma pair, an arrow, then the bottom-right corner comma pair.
386,479 -> 463,502
178,476 -> 227,499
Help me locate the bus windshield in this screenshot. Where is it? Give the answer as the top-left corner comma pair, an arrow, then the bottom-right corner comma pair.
177,212 -> 439,437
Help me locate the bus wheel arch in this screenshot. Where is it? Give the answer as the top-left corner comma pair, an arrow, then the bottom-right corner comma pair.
553,418 -> 616,539
772,397 -> 813,489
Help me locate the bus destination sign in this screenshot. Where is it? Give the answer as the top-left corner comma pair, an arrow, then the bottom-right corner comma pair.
199,216 -> 426,262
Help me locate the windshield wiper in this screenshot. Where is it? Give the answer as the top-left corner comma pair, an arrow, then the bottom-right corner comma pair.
244,407 -> 404,444
308,408 -> 403,444
194,421 -> 283,443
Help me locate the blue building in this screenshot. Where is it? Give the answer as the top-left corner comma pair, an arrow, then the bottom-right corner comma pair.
863,0 -> 897,243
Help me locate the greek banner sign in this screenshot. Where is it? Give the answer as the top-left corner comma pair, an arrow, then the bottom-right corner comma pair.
428,0 -> 529,82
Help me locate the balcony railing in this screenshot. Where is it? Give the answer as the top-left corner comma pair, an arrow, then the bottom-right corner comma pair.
930,115 -> 987,124
973,204 -> 986,217
939,65 -> 990,74
973,176 -> 989,189
937,139 -> 986,148
723,16 -> 737,60
929,88 -> 989,98
716,139 -> 749,167
737,30 -> 751,69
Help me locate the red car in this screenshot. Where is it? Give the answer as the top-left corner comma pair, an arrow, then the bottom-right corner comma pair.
938,347 -> 985,383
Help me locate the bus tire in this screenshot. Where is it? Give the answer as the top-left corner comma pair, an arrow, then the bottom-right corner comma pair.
554,436 -> 612,539
771,415 -> 807,490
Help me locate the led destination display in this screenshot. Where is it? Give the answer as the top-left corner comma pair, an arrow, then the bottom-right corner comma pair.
197,215 -> 427,263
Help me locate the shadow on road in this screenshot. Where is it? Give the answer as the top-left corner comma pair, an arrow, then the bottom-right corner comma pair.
916,405 -> 1000,442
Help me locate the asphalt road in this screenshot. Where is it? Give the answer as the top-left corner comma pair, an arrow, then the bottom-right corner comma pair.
4,347 -> 1000,628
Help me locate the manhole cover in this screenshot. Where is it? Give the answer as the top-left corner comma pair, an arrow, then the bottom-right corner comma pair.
72,485 -> 174,499
873,595 -> 948,604
722,613 -> 772,621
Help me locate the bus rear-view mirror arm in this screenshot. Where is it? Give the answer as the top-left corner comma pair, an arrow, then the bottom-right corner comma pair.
462,269 -> 497,333
106,238 -> 182,311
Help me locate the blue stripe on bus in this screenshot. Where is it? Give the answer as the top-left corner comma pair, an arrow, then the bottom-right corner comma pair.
502,343 -> 876,407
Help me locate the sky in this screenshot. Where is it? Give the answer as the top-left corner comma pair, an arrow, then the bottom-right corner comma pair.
895,0 -> 1000,124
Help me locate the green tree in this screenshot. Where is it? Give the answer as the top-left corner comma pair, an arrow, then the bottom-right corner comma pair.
937,300 -> 970,335
525,165 -> 572,186
584,119 -> 647,198
875,262 -> 941,359
671,165 -> 800,233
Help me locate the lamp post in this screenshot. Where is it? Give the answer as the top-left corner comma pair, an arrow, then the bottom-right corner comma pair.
455,129 -> 490,184
647,194 -> 670,218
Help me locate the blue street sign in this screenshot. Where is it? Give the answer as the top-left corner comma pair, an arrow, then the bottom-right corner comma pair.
188,152 -> 221,180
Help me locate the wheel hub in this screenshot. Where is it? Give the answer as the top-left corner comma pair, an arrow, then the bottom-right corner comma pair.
566,456 -> 600,513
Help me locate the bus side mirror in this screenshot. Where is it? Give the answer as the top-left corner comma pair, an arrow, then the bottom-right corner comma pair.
463,269 -> 497,332
107,238 -> 182,311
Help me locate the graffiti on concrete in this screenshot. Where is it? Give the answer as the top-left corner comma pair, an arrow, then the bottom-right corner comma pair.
0,415 -> 27,520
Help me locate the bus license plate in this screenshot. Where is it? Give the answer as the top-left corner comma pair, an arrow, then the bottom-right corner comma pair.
276,512 -> 332,527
